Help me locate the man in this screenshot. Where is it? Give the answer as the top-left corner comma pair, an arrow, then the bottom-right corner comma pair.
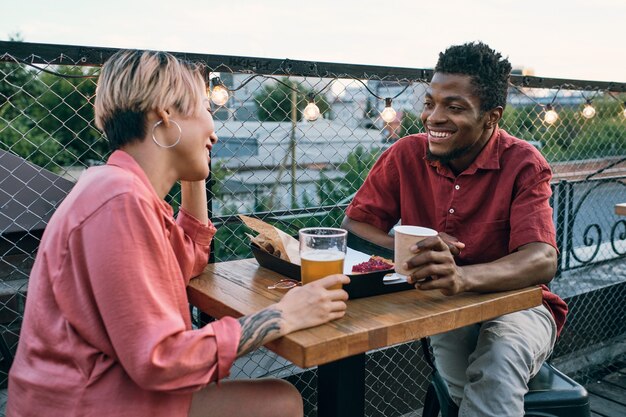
342,42 -> 567,416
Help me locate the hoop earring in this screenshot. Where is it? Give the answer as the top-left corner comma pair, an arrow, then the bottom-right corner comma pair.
151,120 -> 182,148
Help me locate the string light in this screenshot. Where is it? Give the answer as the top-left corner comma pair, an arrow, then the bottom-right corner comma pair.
581,100 -> 596,119
543,104 -> 559,125
380,98 -> 397,123
210,77 -> 230,106
27,48 -> 617,127
303,93 -> 321,121
9,51 -> 623,127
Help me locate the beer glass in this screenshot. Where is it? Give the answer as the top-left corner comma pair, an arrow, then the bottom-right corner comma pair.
299,228 -> 347,289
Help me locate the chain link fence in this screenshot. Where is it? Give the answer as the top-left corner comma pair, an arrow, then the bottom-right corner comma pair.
1,41 -> 625,416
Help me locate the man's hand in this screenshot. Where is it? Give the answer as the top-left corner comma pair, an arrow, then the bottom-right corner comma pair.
405,234 -> 467,296
438,232 -> 465,256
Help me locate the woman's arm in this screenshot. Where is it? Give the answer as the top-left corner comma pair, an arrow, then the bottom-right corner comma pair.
235,274 -> 350,357
180,180 -> 209,224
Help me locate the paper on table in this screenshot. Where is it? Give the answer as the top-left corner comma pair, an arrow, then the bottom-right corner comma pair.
240,215 -> 300,263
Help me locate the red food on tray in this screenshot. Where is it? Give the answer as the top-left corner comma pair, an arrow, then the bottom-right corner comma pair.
351,256 -> 394,274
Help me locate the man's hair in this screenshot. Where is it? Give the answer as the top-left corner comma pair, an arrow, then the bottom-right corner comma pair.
435,42 -> 512,112
94,50 -> 205,150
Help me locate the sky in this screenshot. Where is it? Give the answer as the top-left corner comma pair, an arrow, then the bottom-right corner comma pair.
1,0 -> 624,83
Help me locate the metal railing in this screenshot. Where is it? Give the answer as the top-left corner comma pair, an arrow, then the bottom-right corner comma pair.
1,40 -> 625,416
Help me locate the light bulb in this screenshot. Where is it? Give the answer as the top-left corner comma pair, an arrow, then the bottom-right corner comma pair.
210,77 -> 229,106
303,102 -> 321,121
381,98 -> 396,123
581,102 -> 596,119
543,105 -> 558,125
211,84 -> 229,106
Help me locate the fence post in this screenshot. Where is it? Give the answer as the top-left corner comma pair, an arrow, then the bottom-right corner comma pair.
550,180 -> 569,278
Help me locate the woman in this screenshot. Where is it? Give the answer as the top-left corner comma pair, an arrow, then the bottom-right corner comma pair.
7,50 -> 349,417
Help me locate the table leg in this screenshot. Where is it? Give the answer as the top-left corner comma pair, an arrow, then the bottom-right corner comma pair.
317,353 -> 365,417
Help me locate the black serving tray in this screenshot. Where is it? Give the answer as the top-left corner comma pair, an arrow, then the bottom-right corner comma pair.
251,238 -> 414,299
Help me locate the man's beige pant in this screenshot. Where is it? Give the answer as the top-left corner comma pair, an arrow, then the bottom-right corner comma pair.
430,304 -> 557,417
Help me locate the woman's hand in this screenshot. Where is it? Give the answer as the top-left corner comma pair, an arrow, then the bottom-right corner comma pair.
405,235 -> 467,296
277,274 -> 350,334
236,274 -> 349,357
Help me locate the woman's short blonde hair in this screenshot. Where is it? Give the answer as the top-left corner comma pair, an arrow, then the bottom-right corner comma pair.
94,49 -> 205,150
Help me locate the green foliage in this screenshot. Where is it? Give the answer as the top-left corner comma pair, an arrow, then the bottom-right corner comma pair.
254,79 -> 330,122
501,99 -> 626,162
300,190 -> 314,209
209,160 -> 231,199
253,194 -> 275,213
213,222 -> 252,261
316,170 -> 341,206
339,145 -> 382,195
0,61 -> 63,170
399,111 -> 423,138
0,59 -> 108,171
38,67 -> 108,165
500,105 -> 538,140
316,145 -> 382,205
165,182 -> 182,211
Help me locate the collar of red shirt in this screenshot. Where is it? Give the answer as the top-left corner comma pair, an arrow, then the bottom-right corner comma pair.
425,128 -> 502,177
106,150 -> 174,216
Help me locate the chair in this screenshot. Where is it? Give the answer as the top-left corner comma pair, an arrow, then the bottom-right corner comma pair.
420,339 -> 590,417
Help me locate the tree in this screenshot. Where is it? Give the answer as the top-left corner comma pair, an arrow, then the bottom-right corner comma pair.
317,170 -> 345,206
254,79 -> 330,122
38,66 -> 109,166
399,111 -> 423,138
316,145 -> 382,205
0,50 -> 65,170
1,37 -> 108,171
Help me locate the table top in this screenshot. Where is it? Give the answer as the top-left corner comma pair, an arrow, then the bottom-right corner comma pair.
188,258 -> 543,368
616,203 -> 626,216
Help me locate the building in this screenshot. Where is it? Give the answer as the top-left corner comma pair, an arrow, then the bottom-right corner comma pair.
211,119 -> 384,213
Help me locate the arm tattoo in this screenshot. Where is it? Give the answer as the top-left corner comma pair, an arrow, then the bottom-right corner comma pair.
237,307 -> 282,357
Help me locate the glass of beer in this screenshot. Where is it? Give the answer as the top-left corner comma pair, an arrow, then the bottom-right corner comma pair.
299,228 -> 347,290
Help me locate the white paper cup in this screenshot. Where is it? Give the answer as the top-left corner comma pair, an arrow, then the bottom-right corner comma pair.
393,225 -> 438,275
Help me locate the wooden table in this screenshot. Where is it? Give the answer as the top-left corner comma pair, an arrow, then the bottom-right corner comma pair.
188,259 -> 542,417
616,203 -> 626,216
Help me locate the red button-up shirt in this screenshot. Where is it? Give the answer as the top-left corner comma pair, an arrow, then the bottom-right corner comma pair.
346,129 -> 567,334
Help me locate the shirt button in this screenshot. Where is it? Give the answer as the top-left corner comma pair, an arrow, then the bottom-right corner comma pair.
455,185 -> 460,190
449,208 -> 455,214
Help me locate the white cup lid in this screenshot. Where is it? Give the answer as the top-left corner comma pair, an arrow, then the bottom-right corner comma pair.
393,225 -> 437,236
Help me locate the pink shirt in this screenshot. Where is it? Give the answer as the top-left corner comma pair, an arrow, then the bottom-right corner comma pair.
7,151 -> 241,417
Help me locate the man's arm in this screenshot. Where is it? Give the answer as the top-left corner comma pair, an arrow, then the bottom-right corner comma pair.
406,237 -> 557,296
341,216 -> 394,249
341,216 -> 464,255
